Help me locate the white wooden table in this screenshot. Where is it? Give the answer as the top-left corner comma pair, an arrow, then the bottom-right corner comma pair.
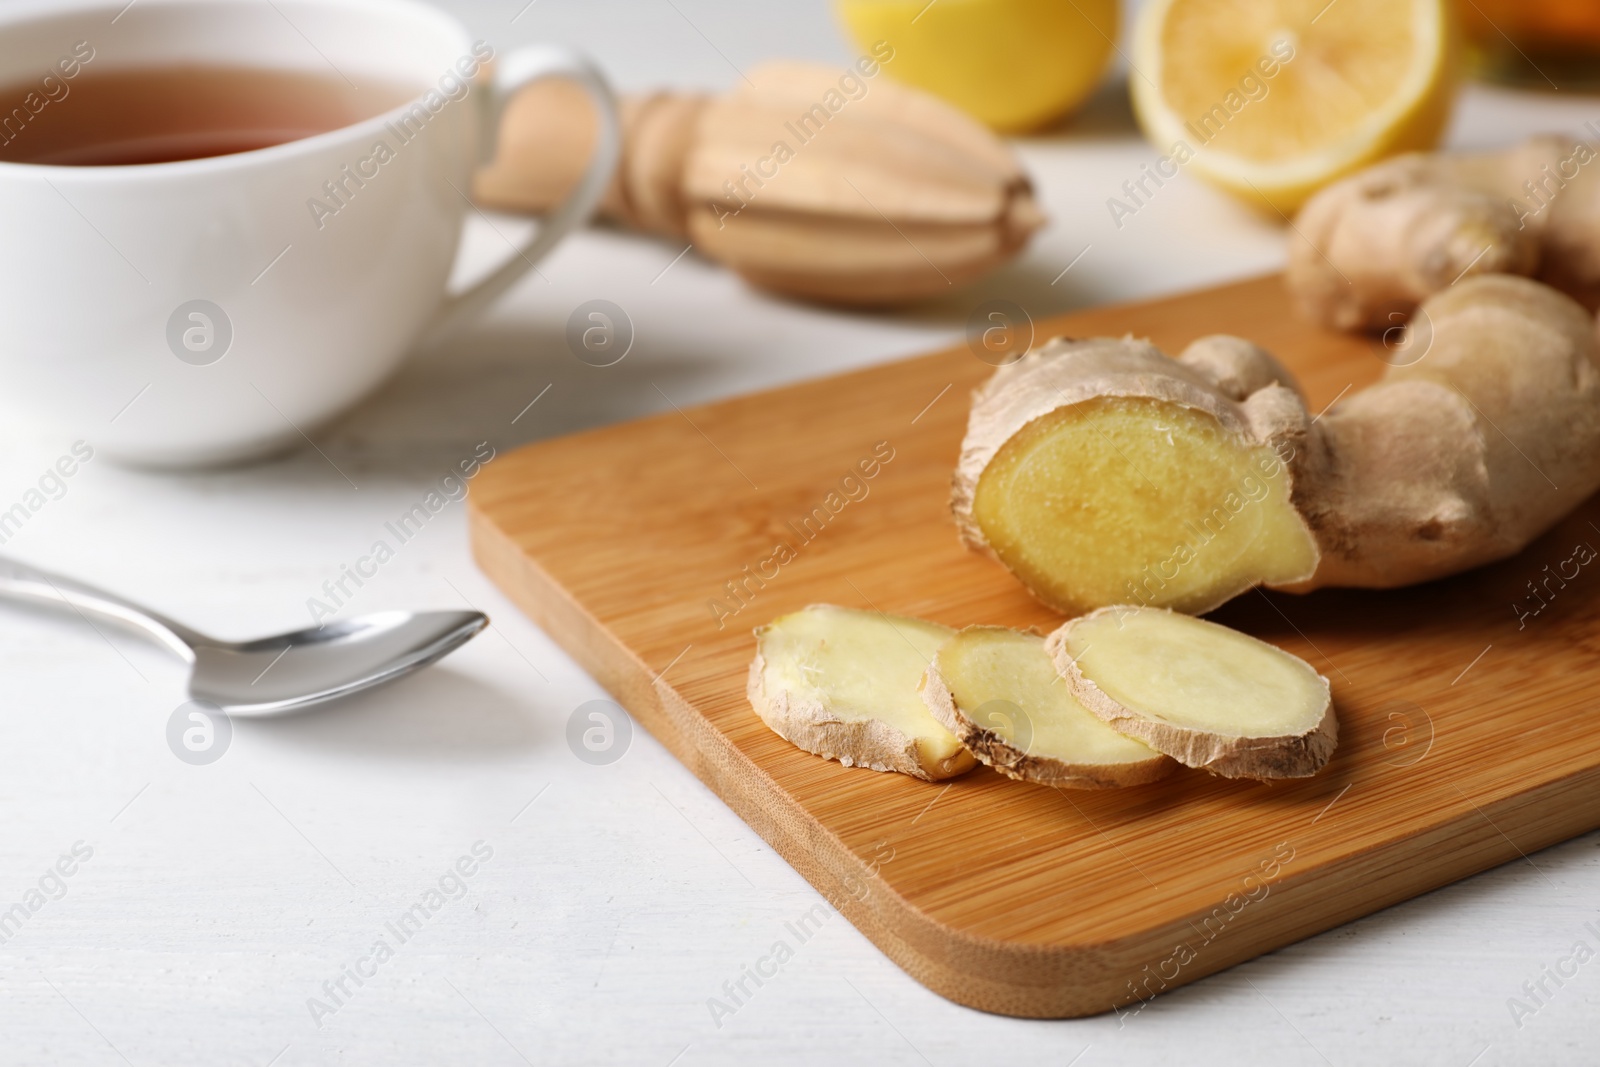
2,2 -> 1598,1063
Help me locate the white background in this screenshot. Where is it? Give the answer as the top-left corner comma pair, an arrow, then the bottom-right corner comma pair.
2,1 -> 1599,1064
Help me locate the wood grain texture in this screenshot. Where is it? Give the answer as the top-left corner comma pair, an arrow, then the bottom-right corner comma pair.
467,273 -> 1600,1018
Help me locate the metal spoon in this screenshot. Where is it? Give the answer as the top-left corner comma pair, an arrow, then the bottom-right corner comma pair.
0,556 -> 487,714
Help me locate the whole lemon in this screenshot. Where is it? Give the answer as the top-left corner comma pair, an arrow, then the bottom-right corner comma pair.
834,0 -> 1119,133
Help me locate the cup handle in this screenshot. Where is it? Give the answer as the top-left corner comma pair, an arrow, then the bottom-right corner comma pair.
420,46 -> 621,345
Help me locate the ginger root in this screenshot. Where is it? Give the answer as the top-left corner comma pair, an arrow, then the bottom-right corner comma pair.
1289,135 -> 1600,330
953,274 -> 1600,614
1049,606 -> 1335,780
921,626 -> 1173,789
748,604 -> 975,780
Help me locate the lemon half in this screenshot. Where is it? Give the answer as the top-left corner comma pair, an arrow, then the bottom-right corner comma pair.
1131,0 -> 1461,214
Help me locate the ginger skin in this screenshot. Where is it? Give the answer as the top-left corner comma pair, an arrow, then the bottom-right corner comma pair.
1289,135 -> 1600,330
1295,274 -> 1600,587
953,275 -> 1600,614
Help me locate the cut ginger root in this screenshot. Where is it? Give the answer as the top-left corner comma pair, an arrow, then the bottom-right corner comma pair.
954,275 -> 1600,615
954,334 -> 1319,614
922,626 -> 1173,788
1048,606 -> 1335,780
748,604 -> 976,781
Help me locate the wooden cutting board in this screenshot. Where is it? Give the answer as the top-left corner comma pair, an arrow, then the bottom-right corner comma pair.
467,274 -> 1600,1018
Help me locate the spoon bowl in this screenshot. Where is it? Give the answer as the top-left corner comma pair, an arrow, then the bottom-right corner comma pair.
190,610 -> 488,714
0,557 -> 488,715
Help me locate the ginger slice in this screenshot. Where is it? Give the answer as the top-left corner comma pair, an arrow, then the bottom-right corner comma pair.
748,604 -> 976,781
922,626 -> 1173,789
1048,606 -> 1335,780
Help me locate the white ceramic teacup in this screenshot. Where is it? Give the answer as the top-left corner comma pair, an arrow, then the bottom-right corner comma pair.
0,0 -> 619,466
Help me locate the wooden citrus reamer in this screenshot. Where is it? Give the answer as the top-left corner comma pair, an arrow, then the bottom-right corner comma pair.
474,61 -> 1046,305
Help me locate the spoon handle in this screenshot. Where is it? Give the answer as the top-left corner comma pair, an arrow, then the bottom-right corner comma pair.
0,556 -> 201,662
